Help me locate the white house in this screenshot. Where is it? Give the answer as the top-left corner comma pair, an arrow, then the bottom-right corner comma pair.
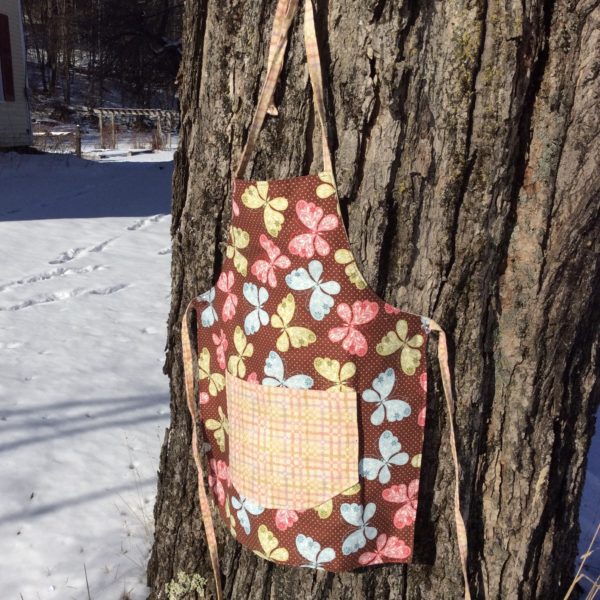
0,0 -> 31,147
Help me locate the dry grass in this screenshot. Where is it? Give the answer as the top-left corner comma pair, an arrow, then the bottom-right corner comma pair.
564,521 -> 600,599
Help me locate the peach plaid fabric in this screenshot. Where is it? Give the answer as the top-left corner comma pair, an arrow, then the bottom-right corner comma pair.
226,371 -> 359,509
234,0 -> 332,179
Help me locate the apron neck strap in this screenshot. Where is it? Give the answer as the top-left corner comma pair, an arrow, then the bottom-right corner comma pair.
234,0 -> 333,180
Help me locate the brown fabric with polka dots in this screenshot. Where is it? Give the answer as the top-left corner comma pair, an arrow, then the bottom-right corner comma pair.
191,172 -> 430,571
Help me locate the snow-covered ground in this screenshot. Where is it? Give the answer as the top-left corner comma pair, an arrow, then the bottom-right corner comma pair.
0,150 -> 597,599
0,151 -> 173,600
579,421 -> 600,593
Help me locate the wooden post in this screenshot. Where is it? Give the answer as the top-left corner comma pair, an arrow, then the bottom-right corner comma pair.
111,114 -> 116,149
75,124 -> 81,157
156,117 -> 163,150
98,113 -> 103,149
167,114 -> 172,149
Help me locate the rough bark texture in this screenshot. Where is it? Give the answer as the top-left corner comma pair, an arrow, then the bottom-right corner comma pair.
147,0 -> 600,598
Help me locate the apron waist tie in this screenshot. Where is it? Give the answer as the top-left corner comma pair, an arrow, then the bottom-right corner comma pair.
182,300 -> 224,600
428,318 -> 471,600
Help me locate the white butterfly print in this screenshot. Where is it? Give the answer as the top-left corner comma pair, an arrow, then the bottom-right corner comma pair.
295,534 -> 336,569
359,430 -> 409,484
242,282 -> 269,335
198,287 -> 217,327
262,351 -> 314,389
285,259 -> 341,321
231,495 -> 264,535
340,502 -> 377,556
362,368 -> 412,425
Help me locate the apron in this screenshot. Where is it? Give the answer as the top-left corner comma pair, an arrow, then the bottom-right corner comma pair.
181,1 -> 470,598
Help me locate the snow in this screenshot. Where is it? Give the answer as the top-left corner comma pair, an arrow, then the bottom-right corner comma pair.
0,151 -> 173,600
578,414 -> 600,592
0,150 -> 597,598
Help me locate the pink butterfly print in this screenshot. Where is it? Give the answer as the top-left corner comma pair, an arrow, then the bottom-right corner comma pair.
358,534 -> 412,565
216,271 -> 238,321
384,302 -> 401,315
418,406 -> 426,427
251,234 -> 291,287
199,392 -> 210,406
246,372 -> 258,384
419,372 -> 427,392
288,200 -> 339,258
382,479 -> 419,529
208,459 -> 230,506
232,198 -> 240,217
275,509 -> 303,531
328,300 -> 379,356
212,329 -> 228,369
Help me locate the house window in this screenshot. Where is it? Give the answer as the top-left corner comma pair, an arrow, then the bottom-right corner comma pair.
0,13 -> 15,102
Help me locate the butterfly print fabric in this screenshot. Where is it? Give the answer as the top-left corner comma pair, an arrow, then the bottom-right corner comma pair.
191,172 -> 431,572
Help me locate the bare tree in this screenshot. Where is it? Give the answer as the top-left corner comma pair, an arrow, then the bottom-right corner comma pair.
23,0 -> 183,108
148,0 -> 600,599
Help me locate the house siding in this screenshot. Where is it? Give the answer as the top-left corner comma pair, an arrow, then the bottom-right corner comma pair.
0,0 -> 31,148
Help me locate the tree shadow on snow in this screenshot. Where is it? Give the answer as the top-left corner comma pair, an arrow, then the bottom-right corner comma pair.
0,476 -> 158,525
0,153 -> 173,221
0,393 -> 169,455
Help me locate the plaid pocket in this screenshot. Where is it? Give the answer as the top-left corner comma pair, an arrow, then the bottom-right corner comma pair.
226,371 -> 359,509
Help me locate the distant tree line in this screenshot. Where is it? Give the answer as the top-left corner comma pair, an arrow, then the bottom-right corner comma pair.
23,0 -> 183,109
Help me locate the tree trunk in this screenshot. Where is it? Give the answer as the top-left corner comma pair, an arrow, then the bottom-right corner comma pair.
147,0 -> 600,598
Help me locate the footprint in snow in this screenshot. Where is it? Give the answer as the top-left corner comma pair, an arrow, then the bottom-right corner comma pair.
127,214 -> 167,231
0,341 -> 23,350
0,265 -> 107,293
0,284 -> 129,311
48,238 -> 115,265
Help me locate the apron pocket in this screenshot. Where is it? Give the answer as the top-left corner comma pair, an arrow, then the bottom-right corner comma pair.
225,371 -> 359,510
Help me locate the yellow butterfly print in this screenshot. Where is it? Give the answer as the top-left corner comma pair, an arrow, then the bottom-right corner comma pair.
241,181 -> 288,237
270,293 -> 316,352
316,171 -> 336,199
376,319 -> 424,375
254,524 -> 289,562
334,249 -> 367,290
227,326 -> 254,378
313,356 -> 356,391
411,454 -> 422,468
198,347 -> 225,396
205,406 -> 229,452
226,226 -> 249,276
314,482 -> 361,519
225,496 -> 236,538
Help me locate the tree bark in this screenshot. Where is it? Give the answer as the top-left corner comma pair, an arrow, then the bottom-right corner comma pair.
147,0 -> 600,598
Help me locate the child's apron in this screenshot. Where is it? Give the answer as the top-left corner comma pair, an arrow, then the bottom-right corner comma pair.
181,1 -> 470,598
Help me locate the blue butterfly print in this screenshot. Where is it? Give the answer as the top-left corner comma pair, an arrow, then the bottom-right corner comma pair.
243,282 -> 269,335
340,502 -> 377,555
262,351 -> 314,389
295,534 -> 336,569
285,260 -> 341,321
362,368 -> 412,425
198,287 -> 217,327
420,315 -> 431,334
231,495 -> 264,535
359,430 -> 409,484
